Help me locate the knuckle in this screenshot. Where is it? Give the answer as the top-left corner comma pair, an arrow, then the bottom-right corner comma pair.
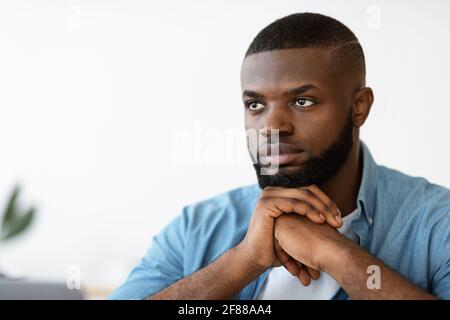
328,200 -> 338,211
301,202 -> 314,215
259,196 -> 272,204
310,207 -> 321,217
260,189 -> 270,197
290,200 -> 303,212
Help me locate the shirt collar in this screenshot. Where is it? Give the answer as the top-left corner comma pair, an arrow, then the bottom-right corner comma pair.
356,140 -> 379,224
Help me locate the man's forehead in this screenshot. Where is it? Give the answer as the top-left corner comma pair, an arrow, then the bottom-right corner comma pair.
240,48 -> 336,89
240,48 -> 337,93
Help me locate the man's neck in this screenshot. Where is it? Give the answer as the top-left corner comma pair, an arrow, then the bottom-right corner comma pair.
320,140 -> 363,218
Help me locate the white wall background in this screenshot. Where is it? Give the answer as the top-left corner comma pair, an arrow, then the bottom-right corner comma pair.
0,0 -> 449,296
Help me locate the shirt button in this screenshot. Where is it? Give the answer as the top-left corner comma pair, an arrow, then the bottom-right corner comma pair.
368,217 -> 373,225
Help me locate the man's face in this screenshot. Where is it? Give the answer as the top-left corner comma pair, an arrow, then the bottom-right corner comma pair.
241,48 -> 357,188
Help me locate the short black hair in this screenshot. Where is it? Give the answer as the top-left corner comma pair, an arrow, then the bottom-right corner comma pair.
245,13 -> 365,83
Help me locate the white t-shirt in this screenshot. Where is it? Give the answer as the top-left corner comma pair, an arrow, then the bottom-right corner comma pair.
257,208 -> 359,300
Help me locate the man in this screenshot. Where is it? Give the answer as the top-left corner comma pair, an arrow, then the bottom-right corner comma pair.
109,13 -> 450,300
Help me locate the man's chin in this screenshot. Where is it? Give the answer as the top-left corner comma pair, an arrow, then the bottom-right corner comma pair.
256,171 -> 315,189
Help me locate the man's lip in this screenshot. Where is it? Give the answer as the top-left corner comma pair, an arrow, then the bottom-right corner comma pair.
259,152 -> 307,166
258,143 -> 308,166
259,143 -> 305,156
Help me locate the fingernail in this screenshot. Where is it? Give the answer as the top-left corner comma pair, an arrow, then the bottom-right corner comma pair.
319,213 -> 326,221
335,214 -> 343,224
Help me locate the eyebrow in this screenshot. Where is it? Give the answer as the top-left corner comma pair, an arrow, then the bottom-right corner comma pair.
242,84 -> 320,99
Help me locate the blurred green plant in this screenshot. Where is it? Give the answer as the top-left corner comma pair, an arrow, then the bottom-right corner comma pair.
1,185 -> 36,242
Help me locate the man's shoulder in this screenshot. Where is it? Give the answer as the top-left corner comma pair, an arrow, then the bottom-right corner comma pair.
377,165 -> 450,219
187,183 -> 260,210
182,183 -> 261,224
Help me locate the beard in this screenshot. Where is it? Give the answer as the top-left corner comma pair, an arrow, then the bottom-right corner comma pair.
252,111 -> 354,189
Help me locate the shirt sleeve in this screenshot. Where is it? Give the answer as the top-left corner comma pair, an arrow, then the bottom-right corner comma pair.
108,208 -> 188,300
430,210 -> 450,299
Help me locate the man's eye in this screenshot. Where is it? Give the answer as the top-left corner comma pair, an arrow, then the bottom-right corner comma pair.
293,97 -> 315,108
247,102 -> 265,111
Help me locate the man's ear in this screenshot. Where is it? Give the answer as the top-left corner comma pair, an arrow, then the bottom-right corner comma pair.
352,87 -> 374,128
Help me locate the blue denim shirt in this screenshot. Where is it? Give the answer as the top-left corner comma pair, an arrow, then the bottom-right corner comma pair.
109,141 -> 450,299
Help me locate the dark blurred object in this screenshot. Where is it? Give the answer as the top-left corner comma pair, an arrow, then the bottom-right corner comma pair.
1,184 -> 35,241
0,278 -> 83,300
0,184 -> 37,277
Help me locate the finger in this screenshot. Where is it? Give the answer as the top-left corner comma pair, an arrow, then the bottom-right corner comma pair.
299,261 -> 320,281
296,261 -> 313,285
292,257 -> 319,284
274,239 -> 300,277
262,187 -> 334,225
306,266 -> 321,280
263,187 -> 327,218
261,196 -> 326,223
303,185 -> 343,228
298,268 -> 312,286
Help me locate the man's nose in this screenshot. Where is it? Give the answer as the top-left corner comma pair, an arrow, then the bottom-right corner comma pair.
260,106 -> 294,138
